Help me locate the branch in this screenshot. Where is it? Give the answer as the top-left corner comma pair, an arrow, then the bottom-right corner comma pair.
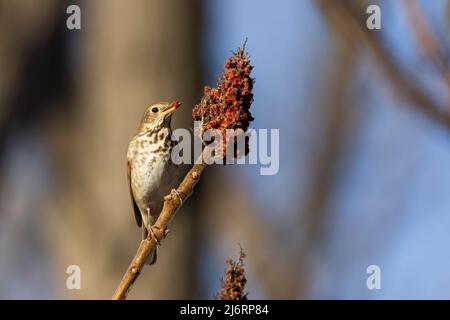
112,151 -> 207,300
315,0 -> 450,129
401,0 -> 450,94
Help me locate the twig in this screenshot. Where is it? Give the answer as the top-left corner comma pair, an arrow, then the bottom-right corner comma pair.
112,151 -> 208,300
315,0 -> 450,129
401,0 -> 450,96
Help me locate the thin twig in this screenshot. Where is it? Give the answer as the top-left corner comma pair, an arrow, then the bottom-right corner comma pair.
401,0 -> 450,98
316,0 -> 450,129
112,151 -> 208,300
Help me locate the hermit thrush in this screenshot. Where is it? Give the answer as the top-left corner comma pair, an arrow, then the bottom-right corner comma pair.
126,101 -> 181,265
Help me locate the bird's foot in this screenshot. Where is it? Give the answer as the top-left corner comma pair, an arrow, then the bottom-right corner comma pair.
148,225 -> 162,245
171,188 -> 183,205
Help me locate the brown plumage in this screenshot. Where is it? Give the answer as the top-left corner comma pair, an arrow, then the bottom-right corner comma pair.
126,101 -> 181,265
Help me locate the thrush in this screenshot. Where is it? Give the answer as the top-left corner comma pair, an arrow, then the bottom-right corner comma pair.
126,101 -> 181,265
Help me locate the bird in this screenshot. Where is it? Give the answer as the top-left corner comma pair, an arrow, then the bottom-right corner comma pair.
126,101 -> 181,265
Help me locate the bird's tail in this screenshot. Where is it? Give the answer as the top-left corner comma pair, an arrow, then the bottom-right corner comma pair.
142,225 -> 157,265
146,247 -> 157,265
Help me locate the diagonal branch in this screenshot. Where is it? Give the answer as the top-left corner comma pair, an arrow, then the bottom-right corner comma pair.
401,0 -> 450,96
112,152 -> 207,300
316,0 -> 450,129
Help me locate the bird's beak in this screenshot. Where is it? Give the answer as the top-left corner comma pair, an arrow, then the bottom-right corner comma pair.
162,101 -> 181,118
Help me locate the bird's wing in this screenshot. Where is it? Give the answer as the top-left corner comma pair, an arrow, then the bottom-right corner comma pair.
127,160 -> 142,227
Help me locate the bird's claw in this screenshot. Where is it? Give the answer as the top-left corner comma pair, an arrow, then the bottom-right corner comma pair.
148,225 -> 162,245
171,188 -> 183,205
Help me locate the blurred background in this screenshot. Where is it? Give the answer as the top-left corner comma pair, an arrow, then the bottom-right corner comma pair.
0,0 -> 450,299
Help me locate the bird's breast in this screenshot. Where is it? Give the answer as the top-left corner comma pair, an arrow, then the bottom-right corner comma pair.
127,133 -> 174,207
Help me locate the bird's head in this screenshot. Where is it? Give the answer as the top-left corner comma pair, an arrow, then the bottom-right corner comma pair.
138,101 -> 181,133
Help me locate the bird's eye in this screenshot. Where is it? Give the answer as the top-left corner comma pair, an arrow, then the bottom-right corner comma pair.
151,107 -> 159,113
